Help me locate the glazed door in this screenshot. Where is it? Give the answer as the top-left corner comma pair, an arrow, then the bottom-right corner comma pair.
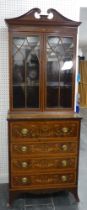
45,34 -> 75,110
12,34 -> 41,110
11,32 -> 75,111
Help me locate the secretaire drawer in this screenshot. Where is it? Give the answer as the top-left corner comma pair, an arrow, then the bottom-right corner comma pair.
10,120 -> 80,139
11,157 -> 77,172
11,172 -> 76,188
11,141 -> 77,156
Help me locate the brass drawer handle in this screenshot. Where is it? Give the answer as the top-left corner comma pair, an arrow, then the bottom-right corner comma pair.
21,146 -> 28,152
21,128 -> 29,136
21,161 -> 28,168
61,160 -> 67,167
62,144 -> 68,151
21,177 -> 28,183
61,175 -> 67,182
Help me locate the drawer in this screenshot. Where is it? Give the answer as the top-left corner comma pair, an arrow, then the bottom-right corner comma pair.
11,157 -> 77,172
11,172 -> 76,188
10,120 -> 79,139
11,141 -> 77,156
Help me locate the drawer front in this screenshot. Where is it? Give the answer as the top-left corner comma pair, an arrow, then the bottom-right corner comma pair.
10,120 -> 79,139
11,157 -> 77,172
11,172 -> 76,188
11,141 -> 77,156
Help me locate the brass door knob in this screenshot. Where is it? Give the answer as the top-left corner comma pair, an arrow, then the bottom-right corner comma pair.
21,146 -> 28,152
62,144 -> 68,151
61,160 -> 67,167
61,175 -> 67,182
21,128 -> 28,136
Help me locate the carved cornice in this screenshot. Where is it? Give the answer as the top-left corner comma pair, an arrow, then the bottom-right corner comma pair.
5,8 -> 81,27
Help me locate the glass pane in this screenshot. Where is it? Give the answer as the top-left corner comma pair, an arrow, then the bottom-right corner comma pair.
60,37 -> 73,86
13,38 -> 25,85
60,70 -> 72,86
27,86 -> 39,108
46,36 -> 74,109
47,86 -> 59,107
60,86 -> 72,108
13,35 -> 40,109
26,54 -> 39,85
13,62 -> 25,84
13,86 -> 25,108
46,37 -> 59,108
47,61 -> 59,82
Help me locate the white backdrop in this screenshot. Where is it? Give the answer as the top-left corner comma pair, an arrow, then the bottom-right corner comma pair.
0,0 -> 83,183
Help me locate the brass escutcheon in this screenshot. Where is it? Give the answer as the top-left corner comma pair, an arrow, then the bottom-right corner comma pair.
61,175 -> 67,182
21,128 -> 28,136
21,146 -> 28,152
62,127 -> 69,133
21,177 -> 28,183
62,144 -> 68,151
62,160 -> 67,167
21,161 -> 28,168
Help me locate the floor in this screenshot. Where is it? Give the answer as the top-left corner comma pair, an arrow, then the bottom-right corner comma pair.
0,108 -> 87,210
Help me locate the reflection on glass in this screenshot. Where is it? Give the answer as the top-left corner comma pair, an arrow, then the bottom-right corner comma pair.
46,36 -> 73,109
13,36 -> 40,109
61,61 -> 73,71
